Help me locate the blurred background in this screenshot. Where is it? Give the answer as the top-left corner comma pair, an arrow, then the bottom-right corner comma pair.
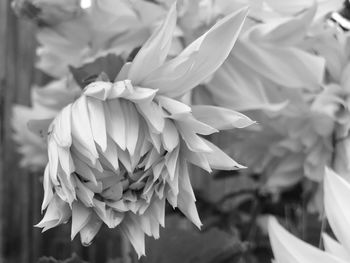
1,0 -> 348,262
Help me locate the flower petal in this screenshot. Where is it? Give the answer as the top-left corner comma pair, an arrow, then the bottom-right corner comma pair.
71,96 -> 98,158
120,100 -> 139,156
79,213 -> 103,246
202,139 -> 244,170
52,104 -> 72,147
87,97 -> 107,152
232,40 -> 325,88
71,202 -> 92,240
143,7 -> 248,98
192,105 -> 255,130
323,234 -> 350,262
324,167 -> 350,253
121,216 -> 146,258
128,3 -> 177,84
268,217 -> 344,263
105,100 -> 126,150
161,119 -> 179,152
177,163 -> 202,228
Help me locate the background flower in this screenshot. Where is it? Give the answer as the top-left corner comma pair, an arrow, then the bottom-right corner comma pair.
12,77 -> 81,170
268,167 -> 350,263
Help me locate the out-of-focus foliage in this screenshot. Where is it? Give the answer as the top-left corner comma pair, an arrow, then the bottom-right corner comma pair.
37,254 -> 88,263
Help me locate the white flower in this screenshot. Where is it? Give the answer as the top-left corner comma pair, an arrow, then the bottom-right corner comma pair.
37,5 -> 253,257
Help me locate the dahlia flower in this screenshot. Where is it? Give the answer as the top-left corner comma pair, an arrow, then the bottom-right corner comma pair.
268,167 -> 350,263
36,5 -> 253,257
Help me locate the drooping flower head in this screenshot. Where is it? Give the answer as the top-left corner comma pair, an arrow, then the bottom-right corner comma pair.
36,5 -> 253,257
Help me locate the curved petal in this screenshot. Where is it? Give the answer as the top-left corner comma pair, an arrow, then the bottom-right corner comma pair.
246,4 -> 316,46
192,105 -> 255,130
233,40 -> 325,88
268,217 -> 345,263
323,234 -> 350,262
202,139 -> 244,170
128,3 -> 177,84
324,167 -> 350,253
143,7 -> 248,98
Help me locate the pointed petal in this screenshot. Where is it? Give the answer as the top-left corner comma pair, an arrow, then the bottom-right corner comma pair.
128,3 -> 177,84
75,178 -> 95,207
143,8 -> 248,98
177,164 -> 202,228
192,105 -> 255,130
161,119 -> 179,152
164,147 -> 180,180
42,165 -> 54,211
36,195 -> 71,231
120,100 -> 139,156
100,137 -> 119,171
202,139 -> 244,170
71,202 -> 93,240
121,217 -> 146,258
71,96 -> 98,158
80,213 -> 103,246
87,97 -> 107,151
48,139 -> 59,185
105,100 -> 126,150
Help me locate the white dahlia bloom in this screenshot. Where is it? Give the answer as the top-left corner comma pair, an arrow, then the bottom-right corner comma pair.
36,5 -> 253,257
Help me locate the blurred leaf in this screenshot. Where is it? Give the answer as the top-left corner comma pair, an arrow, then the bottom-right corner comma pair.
70,54 -> 124,89
142,216 -> 246,263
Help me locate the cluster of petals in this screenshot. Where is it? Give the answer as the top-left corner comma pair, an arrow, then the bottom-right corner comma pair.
36,5 -> 254,256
